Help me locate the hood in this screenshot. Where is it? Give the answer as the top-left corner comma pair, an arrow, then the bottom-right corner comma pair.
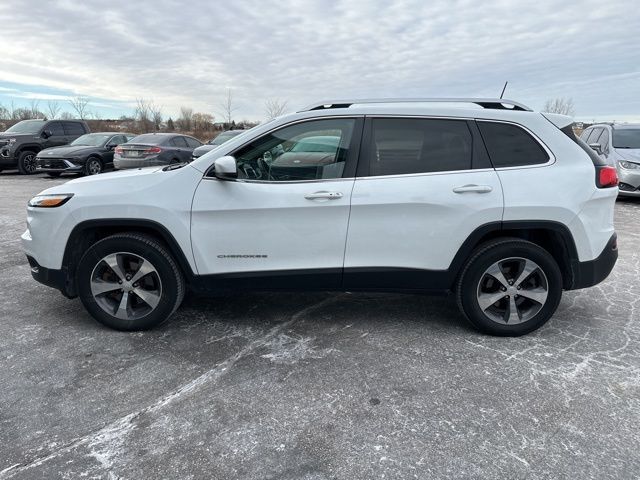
38,145 -> 100,157
0,132 -> 34,139
614,148 -> 640,162
192,144 -> 216,157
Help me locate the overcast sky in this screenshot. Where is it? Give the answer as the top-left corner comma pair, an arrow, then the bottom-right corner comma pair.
1,0 -> 639,122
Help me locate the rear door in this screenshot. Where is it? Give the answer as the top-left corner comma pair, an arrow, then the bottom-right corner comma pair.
343,116 -> 504,290
62,121 -> 86,143
169,136 -> 191,162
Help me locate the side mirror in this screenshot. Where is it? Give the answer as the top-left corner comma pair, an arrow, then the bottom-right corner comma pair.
589,143 -> 603,155
41,129 -> 52,139
105,143 -> 117,150
214,155 -> 238,180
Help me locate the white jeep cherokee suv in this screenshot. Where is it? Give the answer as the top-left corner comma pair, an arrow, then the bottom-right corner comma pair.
22,99 -> 619,336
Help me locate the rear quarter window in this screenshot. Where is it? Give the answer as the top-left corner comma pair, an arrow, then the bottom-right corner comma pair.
477,121 -> 549,168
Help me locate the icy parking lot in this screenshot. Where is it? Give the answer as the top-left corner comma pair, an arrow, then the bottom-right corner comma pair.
1,173 -> 639,479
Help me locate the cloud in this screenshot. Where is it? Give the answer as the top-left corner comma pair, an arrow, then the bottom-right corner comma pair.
0,0 -> 639,120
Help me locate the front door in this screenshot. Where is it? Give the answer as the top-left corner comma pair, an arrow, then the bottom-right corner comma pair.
191,117 -> 363,289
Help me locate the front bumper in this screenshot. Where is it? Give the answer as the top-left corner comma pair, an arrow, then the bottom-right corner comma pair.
0,147 -> 17,167
570,233 -> 618,290
36,157 -> 83,173
26,255 -> 75,298
114,155 -> 167,169
618,166 -> 640,196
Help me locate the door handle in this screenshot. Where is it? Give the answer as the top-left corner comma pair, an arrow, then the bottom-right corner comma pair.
304,191 -> 343,200
452,184 -> 493,194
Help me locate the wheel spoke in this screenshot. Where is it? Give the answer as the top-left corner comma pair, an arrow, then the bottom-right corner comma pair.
506,296 -> 520,323
102,253 -> 126,281
478,291 -> 507,311
115,291 -> 130,319
518,287 -> 548,305
485,262 -> 509,288
130,259 -> 156,285
515,259 -> 538,287
133,288 -> 160,309
91,279 -> 121,296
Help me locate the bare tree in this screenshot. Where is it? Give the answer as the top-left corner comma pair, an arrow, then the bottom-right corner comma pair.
46,101 -> 61,120
60,111 -> 74,120
134,98 -> 153,132
264,98 -> 288,121
69,96 -> 90,119
0,103 -> 9,120
29,100 -> 44,119
217,88 -> 238,127
177,106 -> 194,131
543,97 -> 575,116
150,103 -> 163,131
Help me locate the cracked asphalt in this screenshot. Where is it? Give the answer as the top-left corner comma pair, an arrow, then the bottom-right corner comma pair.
1,173 -> 639,479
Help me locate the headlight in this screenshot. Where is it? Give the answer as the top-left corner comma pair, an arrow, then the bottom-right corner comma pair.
7,138 -> 16,144
619,161 -> 640,170
28,193 -> 74,208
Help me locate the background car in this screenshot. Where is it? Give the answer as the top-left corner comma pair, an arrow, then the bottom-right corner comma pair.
36,132 -> 135,177
0,119 -> 90,174
580,123 -> 640,196
114,133 -> 202,169
191,130 -> 245,160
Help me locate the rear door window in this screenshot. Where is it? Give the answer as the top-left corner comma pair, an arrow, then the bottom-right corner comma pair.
365,118 -> 473,176
184,137 -> 202,148
477,121 -> 549,168
586,128 -> 603,145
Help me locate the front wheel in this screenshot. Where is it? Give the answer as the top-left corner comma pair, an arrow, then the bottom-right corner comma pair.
76,233 -> 185,330
456,239 -> 563,336
85,157 -> 103,175
17,151 -> 38,175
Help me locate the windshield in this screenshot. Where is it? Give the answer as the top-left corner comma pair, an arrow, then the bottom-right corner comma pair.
71,134 -> 112,147
613,129 -> 640,149
5,120 -> 45,134
209,131 -> 242,145
129,134 -> 166,145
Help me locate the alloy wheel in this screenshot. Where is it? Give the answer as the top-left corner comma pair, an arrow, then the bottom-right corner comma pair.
87,159 -> 102,175
90,252 -> 162,320
23,154 -> 37,173
476,257 -> 549,325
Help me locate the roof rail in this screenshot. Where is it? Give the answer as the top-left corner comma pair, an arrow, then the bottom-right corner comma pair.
299,98 -> 533,112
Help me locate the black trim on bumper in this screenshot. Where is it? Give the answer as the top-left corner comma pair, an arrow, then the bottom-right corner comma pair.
26,256 -> 76,298
569,233 -> 618,290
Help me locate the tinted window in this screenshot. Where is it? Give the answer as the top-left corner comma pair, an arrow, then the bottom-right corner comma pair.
170,136 -> 189,147
48,122 -> 65,136
477,122 -> 549,167
184,136 -> 202,148
612,128 -> 640,149
63,122 -> 86,136
367,118 -> 472,176
580,128 -> 592,141
233,118 -> 355,181
586,128 -> 603,144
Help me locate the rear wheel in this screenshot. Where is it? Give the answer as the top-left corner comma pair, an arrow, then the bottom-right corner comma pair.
85,157 -> 103,175
76,233 -> 185,330
456,239 -> 562,336
18,151 -> 38,175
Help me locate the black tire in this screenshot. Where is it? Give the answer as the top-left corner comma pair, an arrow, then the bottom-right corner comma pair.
76,233 -> 185,331
17,150 -> 38,175
46,172 -> 62,178
456,238 -> 563,336
84,157 -> 103,176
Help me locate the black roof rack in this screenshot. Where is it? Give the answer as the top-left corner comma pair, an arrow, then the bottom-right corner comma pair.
300,98 -> 532,112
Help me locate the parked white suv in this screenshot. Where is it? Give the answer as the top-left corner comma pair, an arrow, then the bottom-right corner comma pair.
22,99 -> 619,336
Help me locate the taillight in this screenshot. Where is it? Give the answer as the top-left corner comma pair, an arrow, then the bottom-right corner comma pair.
144,147 -> 162,154
114,146 -> 123,154
596,165 -> 618,188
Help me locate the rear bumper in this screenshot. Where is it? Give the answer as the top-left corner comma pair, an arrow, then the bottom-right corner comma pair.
114,156 -> 167,169
26,255 -> 75,298
569,233 -> 618,290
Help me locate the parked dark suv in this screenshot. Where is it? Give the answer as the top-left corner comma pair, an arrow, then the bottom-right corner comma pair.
0,119 -> 90,174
